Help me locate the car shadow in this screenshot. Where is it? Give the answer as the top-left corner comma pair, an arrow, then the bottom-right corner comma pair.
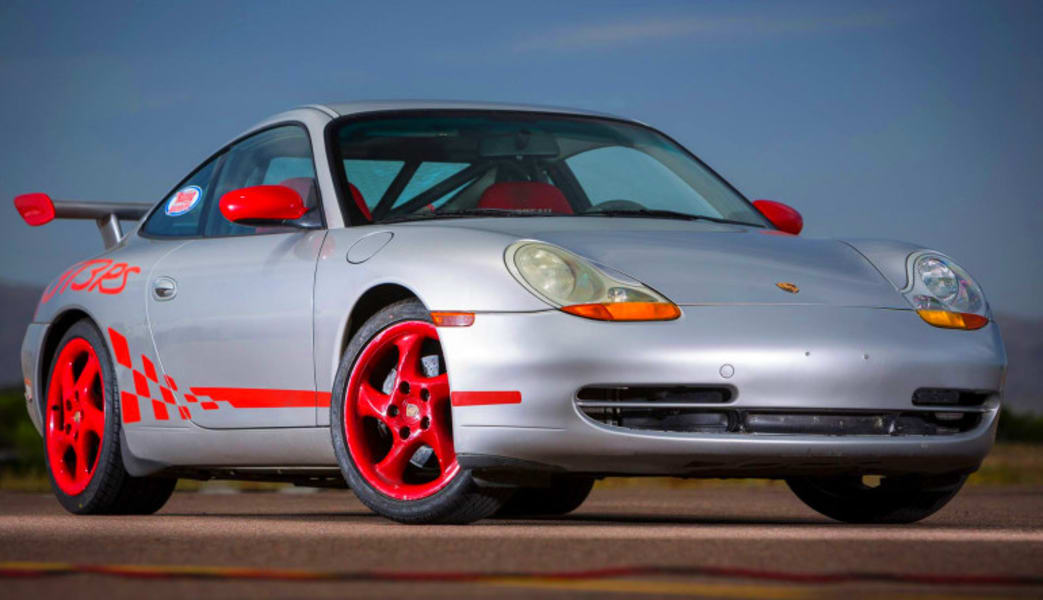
156,509 -> 831,526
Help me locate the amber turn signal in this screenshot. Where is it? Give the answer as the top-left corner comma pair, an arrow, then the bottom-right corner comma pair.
430,312 -> 476,327
916,309 -> 988,330
560,302 -> 681,321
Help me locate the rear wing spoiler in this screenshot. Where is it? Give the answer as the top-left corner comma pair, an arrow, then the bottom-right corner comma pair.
14,193 -> 153,249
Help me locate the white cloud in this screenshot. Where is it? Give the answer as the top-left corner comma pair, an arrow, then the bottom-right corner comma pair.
512,11 -> 897,53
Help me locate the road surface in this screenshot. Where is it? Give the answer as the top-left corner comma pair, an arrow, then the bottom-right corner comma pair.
1,483 -> 1040,598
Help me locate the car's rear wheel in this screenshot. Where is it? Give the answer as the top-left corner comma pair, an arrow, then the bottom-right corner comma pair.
786,472 -> 967,524
496,475 -> 594,517
331,299 -> 511,524
45,319 -> 176,514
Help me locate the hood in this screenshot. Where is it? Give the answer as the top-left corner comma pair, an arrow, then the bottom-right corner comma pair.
426,218 -> 909,308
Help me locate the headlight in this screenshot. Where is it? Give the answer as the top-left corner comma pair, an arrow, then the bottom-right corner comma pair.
905,253 -> 989,330
506,241 -> 680,321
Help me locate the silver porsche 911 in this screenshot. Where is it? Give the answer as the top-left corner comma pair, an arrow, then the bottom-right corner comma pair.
15,101 -> 1005,524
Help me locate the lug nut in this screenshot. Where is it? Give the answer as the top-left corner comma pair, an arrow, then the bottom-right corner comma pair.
399,427 -> 410,440
399,381 -> 410,395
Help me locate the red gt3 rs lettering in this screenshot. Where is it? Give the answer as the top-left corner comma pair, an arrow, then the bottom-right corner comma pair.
41,259 -> 140,304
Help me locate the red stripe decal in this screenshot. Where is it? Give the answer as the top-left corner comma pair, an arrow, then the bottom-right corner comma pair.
183,393 -> 198,403
151,400 -> 169,421
120,391 -> 140,423
107,328 -> 132,369
450,391 -> 522,407
199,402 -> 219,411
141,356 -> 158,382
160,386 -> 175,404
164,375 -> 178,391
317,392 -> 332,408
177,406 -> 191,420
133,371 -> 150,398
190,387 -> 321,408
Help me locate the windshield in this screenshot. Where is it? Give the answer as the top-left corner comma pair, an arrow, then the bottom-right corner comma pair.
331,111 -> 769,227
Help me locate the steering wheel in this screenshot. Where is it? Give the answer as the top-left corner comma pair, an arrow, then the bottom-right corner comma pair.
585,199 -> 646,213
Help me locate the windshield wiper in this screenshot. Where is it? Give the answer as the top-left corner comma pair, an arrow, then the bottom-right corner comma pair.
584,209 -> 763,228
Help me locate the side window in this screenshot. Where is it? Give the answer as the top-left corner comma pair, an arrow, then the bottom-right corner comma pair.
141,156 -> 220,238
204,125 -> 320,237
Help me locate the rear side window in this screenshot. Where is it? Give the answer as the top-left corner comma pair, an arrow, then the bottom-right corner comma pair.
141,157 -> 219,237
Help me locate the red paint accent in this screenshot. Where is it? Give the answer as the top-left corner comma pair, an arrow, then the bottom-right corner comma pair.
451,391 -> 522,407
121,391 -> 141,424
133,371 -> 150,398
107,328 -> 132,369
177,406 -> 191,420
219,185 -> 307,223
14,193 -> 56,226
183,393 -> 198,403
189,388 -> 321,408
151,400 -> 169,421
317,392 -> 332,408
200,402 -> 219,411
160,387 -> 175,404
45,338 -> 105,495
343,320 -> 459,501
478,182 -> 573,214
164,375 -> 178,391
753,200 -> 803,235
141,355 -> 158,382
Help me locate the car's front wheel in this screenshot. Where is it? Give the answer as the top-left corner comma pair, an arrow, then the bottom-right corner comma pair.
330,299 -> 511,524
786,472 -> 967,524
44,319 -> 176,514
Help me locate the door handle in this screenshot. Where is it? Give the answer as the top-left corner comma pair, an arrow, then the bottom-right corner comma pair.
152,276 -> 177,301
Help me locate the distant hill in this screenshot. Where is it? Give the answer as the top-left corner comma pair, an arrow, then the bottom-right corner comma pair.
994,314 -> 1043,415
0,281 -> 1039,413
0,281 -> 41,388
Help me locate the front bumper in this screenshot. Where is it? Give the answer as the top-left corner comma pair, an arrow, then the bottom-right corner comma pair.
438,306 -> 1006,477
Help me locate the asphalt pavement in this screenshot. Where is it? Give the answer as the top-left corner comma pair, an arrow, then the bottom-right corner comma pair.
1,483 -> 1041,599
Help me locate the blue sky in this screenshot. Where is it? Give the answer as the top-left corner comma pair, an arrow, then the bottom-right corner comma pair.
1,0 -> 1040,316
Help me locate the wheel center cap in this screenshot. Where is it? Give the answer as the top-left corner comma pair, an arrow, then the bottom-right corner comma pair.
73,411 -> 82,423
404,403 -> 420,420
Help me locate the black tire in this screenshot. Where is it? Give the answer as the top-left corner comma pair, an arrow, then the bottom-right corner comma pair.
496,475 -> 594,517
786,472 -> 967,524
330,298 -> 512,524
44,319 -> 176,515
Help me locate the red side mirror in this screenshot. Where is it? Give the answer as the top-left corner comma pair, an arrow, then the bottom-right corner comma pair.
219,185 -> 307,224
14,193 -> 56,226
753,200 -> 803,235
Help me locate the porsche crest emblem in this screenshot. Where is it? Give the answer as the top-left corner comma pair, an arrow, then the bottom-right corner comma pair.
776,282 -> 799,294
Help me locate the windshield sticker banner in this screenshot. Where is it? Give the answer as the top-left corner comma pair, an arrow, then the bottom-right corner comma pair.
165,185 -> 202,216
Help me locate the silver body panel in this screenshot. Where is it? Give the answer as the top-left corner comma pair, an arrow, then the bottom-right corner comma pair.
20,101 -> 1006,479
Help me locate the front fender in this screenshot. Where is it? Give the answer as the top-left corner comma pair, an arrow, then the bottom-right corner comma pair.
313,225 -> 548,423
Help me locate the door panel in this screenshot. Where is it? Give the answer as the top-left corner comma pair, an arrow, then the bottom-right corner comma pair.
146,231 -> 326,428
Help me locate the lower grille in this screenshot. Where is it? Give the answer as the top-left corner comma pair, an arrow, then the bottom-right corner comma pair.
576,386 -> 983,436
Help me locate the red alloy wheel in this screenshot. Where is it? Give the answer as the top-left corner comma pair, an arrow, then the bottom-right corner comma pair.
46,338 -> 106,496
343,321 -> 459,500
